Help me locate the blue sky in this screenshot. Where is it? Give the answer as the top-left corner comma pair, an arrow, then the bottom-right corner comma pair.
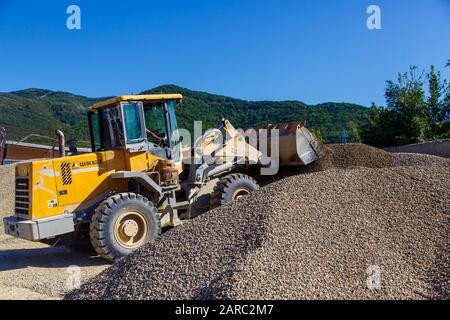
0,0 -> 449,106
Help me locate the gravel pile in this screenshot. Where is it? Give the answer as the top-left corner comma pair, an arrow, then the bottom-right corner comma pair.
0,165 -> 15,233
258,143 -> 448,186
221,166 -> 449,300
298,143 -> 448,172
392,152 -> 450,167
66,148 -> 449,300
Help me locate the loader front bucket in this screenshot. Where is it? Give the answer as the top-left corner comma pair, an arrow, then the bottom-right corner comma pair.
252,121 -> 325,166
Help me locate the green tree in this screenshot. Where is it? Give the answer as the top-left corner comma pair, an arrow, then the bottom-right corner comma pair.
311,129 -> 325,143
384,65 -> 427,145
425,65 -> 449,139
362,65 -> 450,147
361,103 -> 396,147
427,65 -> 441,135
445,60 -> 450,121
347,121 -> 361,143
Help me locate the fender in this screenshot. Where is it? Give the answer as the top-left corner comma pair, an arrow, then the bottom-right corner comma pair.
111,171 -> 162,195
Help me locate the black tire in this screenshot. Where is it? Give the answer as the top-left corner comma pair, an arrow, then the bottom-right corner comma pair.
89,192 -> 161,262
209,173 -> 260,209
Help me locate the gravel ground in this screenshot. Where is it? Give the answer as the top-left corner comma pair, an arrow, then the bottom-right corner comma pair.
66,147 -> 449,300
0,234 -> 108,299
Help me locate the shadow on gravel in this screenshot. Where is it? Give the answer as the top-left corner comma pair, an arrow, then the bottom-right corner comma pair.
0,247 -> 108,271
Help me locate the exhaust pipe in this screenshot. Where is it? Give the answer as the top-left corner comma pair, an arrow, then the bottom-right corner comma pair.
0,127 -> 6,165
55,130 -> 66,157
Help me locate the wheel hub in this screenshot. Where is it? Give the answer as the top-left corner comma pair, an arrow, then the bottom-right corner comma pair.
232,188 -> 250,201
122,220 -> 139,237
114,211 -> 148,249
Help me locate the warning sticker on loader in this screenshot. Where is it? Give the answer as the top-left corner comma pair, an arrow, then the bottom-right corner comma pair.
47,199 -> 58,208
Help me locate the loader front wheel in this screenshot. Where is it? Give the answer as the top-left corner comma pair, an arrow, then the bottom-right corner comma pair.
209,173 -> 260,209
89,193 -> 161,262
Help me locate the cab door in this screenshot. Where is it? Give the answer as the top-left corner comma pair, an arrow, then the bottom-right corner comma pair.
143,104 -> 170,159
166,100 -> 182,170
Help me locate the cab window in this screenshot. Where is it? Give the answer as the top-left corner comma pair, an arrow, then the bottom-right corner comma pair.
100,106 -> 125,149
123,102 -> 145,144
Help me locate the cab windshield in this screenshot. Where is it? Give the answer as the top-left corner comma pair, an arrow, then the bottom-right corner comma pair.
144,104 -> 167,144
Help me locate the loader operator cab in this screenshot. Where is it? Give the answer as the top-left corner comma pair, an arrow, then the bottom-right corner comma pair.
87,94 -> 182,163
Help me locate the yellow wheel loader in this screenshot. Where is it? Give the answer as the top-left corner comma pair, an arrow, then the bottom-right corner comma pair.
3,94 -> 323,261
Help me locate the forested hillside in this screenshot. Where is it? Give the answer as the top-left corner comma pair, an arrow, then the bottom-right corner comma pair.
0,89 -> 106,146
0,85 -> 368,145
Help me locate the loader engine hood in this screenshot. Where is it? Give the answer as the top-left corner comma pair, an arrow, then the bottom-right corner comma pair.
13,150 -> 129,221
13,159 -> 65,220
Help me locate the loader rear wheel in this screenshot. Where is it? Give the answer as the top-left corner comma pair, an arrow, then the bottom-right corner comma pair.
89,192 -> 161,262
209,173 -> 260,209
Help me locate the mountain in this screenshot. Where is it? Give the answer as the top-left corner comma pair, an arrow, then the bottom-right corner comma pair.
0,85 -> 368,146
0,89 -> 107,146
146,85 -> 369,143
